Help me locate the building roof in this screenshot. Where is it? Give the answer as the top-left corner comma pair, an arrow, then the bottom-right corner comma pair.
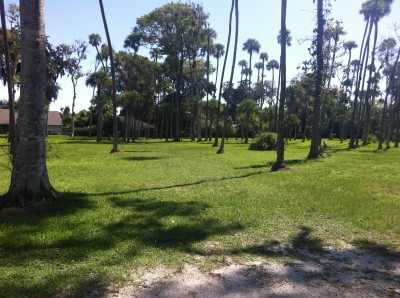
0,109 -> 62,126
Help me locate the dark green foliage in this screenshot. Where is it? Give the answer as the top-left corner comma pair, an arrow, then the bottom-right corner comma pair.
249,132 -> 277,151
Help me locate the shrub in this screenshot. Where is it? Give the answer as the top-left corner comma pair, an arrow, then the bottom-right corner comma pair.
249,132 -> 278,151
368,134 -> 378,144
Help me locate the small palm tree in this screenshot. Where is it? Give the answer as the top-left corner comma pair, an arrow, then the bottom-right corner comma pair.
237,98 -> 258,144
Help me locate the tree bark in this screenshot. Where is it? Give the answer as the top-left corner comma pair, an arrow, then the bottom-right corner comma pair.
1,0 -> 55,208
307,0 -> 323,159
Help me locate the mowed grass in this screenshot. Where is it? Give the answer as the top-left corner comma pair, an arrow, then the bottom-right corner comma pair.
0,135 -> 399,296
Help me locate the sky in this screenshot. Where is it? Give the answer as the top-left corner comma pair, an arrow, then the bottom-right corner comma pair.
1,0 -> 400,113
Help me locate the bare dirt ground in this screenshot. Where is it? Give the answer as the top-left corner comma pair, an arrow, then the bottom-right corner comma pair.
102,246 -> 400,298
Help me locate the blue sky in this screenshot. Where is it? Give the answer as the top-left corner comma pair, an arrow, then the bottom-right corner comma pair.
1,0 -> 400,112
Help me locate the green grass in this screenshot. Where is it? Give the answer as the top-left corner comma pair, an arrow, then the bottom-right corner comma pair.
0,135 -> 399,297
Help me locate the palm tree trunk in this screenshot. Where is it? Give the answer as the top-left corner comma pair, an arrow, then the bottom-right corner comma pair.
99,0 -> 119,153
272,0 -> 287,170
1,0 -> 55,207
213,0 -> 234,148
307,0 -> 323,159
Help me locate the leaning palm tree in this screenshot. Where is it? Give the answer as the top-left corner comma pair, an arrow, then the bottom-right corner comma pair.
98,0 -> 119,153
217,0 -> 239,154
213,0 -> 235,148
243,38 -> 261,92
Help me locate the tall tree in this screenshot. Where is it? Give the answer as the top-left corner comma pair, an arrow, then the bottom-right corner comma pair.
98,0 -> 119,153
213,0 -> 234,147
0,0 -> 55,207
217,0 -> 239,154
307,0 -> 324,159
0,0 -> 16,154
266,59 -> 279,131
272,0 -> 287,170
62,41 -> 87,138
243,38 -> 261,92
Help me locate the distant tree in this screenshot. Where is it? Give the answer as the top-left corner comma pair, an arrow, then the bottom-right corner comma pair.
243,38 -> 261,92
237,98 -> 258,144
1,0 -> 55,207
135,2 -> 209,142
266,59 -> 279,131
62,40 -> 87,137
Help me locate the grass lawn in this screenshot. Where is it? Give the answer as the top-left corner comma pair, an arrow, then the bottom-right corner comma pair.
0,135 -> 399,297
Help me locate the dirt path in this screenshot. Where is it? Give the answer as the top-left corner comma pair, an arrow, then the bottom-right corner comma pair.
103,247 -> 400,298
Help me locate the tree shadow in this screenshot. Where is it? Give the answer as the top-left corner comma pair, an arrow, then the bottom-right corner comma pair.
0,192 -> 243,297
235,159 -> 307,170
137,226 -> 400,297
122,156 -> 163,161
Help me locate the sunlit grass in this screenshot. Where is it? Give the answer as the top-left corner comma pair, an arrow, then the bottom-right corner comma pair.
0,135 -> 399,296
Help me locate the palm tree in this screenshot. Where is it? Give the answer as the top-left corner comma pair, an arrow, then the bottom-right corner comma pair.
237,98 -> 258,144
238,59 -> 247,86
89,33 -> 106,70
210,42 -> 224,141
99,0 -> 119,153
343,41 -> 358,92
307,0 -> 324,159
272,0 -> 287,170
266,59 -> 279,131
1,0 -> 55,207
213,0 -> 235,148
218,0 -> 239,154
213,43 -> 225,97
243,38 -> 261,92
327,23 -> 346,88
254,62 -> 264,84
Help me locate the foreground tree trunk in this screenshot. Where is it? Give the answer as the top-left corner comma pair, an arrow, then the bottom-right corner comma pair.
271,0 -> 287,171
307,0 -> 324,159
0,0 -> 55,208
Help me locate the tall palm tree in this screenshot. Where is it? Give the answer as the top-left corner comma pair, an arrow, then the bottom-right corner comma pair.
213,43 -> 225,97
343,41 -> 358,92
213,0 -> 235,147
259,52 -> 269,107
307,0 -> 324,159
1,0 -> 55,207
254,62 -> 264,84
99,0 -> 119,153
238,59 -> 247,86
266,59 -> 279,131
217,0 -> 239,154
272,0 -> 287,170
237,98 -> 258,144
243,38 -> 261,92
209,42 -> 224,141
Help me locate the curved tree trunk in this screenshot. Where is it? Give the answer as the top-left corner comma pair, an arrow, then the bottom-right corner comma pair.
99,0 -> 119,153
1,0 -> 55,208
213,0 -> 234,148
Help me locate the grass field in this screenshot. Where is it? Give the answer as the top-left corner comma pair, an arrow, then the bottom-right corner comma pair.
0,135 -> 399,297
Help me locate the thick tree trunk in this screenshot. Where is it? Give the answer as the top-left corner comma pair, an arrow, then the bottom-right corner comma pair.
1,0 -> 55,208
307,0 -> 323,159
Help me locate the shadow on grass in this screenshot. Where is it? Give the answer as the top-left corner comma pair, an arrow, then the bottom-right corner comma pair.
122,156 -> 163,161
94,171 -> 265,196
235,159 -> 308,170
0,192 -> 243,297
